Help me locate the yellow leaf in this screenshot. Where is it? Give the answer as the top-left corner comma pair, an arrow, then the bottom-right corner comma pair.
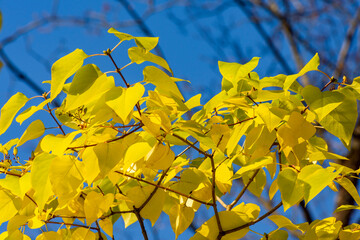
65,65 -> 115,111
71,228 -> 97,240
245,125 -> 276,160
94,141 -> 125,178
51,49 -> 88,100
145,142 -> 175,170
105,83 -> 145,123
268,215 -> 303,232
40,131 -> 79,156
126,186 -> 166,226
277,111 -> 315,149
17,120 -> 45,147
108,28 -> 159,52
84,192 -> 114,225
35,232 -> 62,240
169,205 -> 195,239
0,92 -> 28,135
234,156 -> 273,177
16,99 -> 51,125
143,66 -> 183,100
0,190 -> 20,226
81,147 -> 100,184
123,141 -> 151,171
129,47 -> 172,74
49,155 -> 83,207
99,218 -> 113,237
31,152 -> 57,210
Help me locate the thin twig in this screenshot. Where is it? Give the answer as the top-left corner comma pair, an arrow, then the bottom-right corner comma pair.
67,124 -> 143,150
44,220 -> 98,230
172,133 -> 212,158
227,169 -> 260,211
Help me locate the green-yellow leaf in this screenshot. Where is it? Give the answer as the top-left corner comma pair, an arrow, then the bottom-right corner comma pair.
94,141 -> 125,178
129,47 -> 172,74
0,175 -> 21,196
65,64 -> 115,111
268,215 -> 303,232
233,156 -> 273,178
335,177 -> 360,206
283,53 -> 319,90
16,99 -> 51,125
0,92 -> 28,135
51,49 -> 87,100
302,217 -> 341,240
108,28 -> 159,52
191,204 -> 258,240
218,57 -> 259,84
302,85 -> 344,121
35,232 -> 62,240
319,88 -> 357,148
339,223 -> 360,240
17,120 -> 45,147
298,165 -> 341,204
278,168 -> 303,211
143,66 -> 183,100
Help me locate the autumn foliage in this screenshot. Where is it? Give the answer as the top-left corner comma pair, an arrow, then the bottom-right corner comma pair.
0,29 -> 360,239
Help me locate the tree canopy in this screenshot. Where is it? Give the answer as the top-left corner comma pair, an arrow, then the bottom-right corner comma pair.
0,29 -> 360,240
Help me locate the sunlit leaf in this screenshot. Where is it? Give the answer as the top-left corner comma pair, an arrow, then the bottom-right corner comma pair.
105,83 -> 145,123
17,120 -> 45,147
129,47 -> 172,74
51,49 -> 87,100
0,92 -> 28,135
283,53 -> 319,90
143,66 -> 183,100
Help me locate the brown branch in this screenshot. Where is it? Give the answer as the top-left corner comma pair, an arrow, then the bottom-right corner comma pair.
233,0 -> 293,75
0,170 -> 22,177
228,117 -> 256,127
44,220 -> 98,230
105,50 -> 142,116
25,193 -> 38,207
227,169 -> 260,211
114,171 -> 212,206
0,49 -> 46,97
67,124 -> 143,150
133,206 -> 149,240
44,95 -> 65,135
115,0 -> 167,60
172,133 -> 212,158
95,221 -> 104,240
333,6 -> 360,78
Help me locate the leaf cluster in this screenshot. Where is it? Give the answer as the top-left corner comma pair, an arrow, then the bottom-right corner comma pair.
0,29 -> 360,240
